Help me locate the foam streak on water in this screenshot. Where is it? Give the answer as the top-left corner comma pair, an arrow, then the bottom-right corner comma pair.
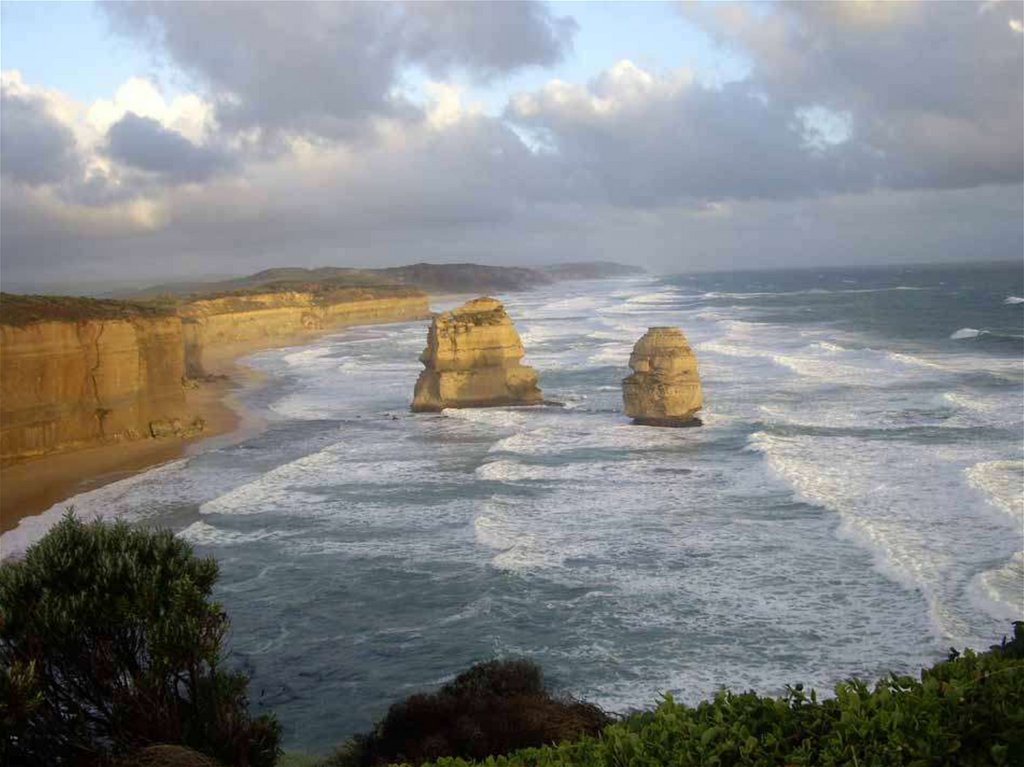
2,264 -> 1021,752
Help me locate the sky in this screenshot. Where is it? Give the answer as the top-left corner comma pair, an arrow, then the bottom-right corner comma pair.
1,0 -> 1022,287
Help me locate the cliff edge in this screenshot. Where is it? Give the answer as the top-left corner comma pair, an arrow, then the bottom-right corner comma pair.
622,327 -> 703,426
411,297 -> 543,412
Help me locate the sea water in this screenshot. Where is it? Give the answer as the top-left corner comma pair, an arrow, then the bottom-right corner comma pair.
3,261 -> 1022,751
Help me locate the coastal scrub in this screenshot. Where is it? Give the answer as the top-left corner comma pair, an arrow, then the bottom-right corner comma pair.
0,512 -> 280,767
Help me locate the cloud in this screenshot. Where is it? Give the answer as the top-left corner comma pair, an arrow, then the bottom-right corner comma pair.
400,1 -> 576,76
102,1 -> 576,135
106,112 -> 234,183
1,2 -> 1020,285
1,76 -> 81,185
87,77 -> 215,144
682,0 -> 1024,190
508,60 -> 863,205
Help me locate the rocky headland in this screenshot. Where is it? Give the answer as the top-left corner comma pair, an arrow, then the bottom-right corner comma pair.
411,297 -> 543,412
622,327 -> 703,426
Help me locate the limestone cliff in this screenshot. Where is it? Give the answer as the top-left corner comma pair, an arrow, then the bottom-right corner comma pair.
411,297 -> 543,412
179,287 -> 429,376
0,287 -> 430,462
0,313 -> 196,461
622,327 -> 703,426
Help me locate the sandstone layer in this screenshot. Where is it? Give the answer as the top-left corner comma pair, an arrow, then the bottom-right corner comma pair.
622,327 -> 703,426
179,287 -> 429,376
411,297 -> 543,412
0,288 -> 430,463
0,314 -> 197,461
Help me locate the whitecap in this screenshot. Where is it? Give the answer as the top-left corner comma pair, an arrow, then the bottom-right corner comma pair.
1004,296 -> 1024,305
950,328 -> 982,340
747,430 -> 1022,644
965,460 -> 1024,521
969,552 -> 1024,623
0,458 -> 192,561
179,520 -> 281,547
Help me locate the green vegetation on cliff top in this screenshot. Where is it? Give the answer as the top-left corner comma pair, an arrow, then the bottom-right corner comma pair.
0,293 -> 176,326
0,283 -> 423,326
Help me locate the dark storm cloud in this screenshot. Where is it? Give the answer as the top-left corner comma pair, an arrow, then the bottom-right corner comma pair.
0,89 -> 80,185
102,1 -> 576,135
106,112 -> 234,183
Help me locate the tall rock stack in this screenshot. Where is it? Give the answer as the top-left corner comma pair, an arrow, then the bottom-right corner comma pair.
411,297 -> 543,412
622,327 -> 703,426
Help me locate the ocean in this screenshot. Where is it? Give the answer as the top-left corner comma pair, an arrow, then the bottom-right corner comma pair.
3,261 -> 1022,752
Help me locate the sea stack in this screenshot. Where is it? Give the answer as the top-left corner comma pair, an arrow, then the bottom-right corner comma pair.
622,327 -> 703,426
411,297 -> 543,412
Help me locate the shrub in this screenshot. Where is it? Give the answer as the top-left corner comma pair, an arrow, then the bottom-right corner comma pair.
329,659 -> 612,766
412,623 -> 1024,767
0,512 -> 280,767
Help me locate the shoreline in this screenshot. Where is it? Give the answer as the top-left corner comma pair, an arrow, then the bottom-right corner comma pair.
0,368 -> 252,537
0,311 -> 434,543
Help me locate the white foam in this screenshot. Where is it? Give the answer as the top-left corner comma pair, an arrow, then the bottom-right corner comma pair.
587,343 -> 632,366
966,460 -> 1024,521
0,458 -> 191,561
626,291 -> 683,305
1004,296 -> 1024,304
951,328 -> 982,340
179,520 -> 282,547
442,407 -> 529,429
943,391 -> 996,412
702,286 -> 929,300
747,431 -> 1022,644
970,552 -> 1024,622
888,351 -> 1023,381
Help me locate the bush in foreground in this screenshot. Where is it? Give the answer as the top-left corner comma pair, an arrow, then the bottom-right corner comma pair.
0,512 -> 280,767
412,624 -> 1024,767
328,659 -> 612,766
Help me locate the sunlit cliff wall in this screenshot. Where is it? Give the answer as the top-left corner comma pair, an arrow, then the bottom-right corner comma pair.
0,316 -> 191,460
178,288 -> 430,375
0,289 -> 431,461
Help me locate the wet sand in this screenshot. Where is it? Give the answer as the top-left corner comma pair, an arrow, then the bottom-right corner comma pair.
0,373 -> 247,535
0,309 -> 438,541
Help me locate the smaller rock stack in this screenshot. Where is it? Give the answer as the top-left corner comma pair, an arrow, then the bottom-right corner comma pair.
622,327 -> 703,426
411,297 -> 543,412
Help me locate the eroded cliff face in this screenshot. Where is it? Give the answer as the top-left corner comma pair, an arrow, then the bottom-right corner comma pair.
622,327 -> 703,426
0,288 -> 431,462
179,288 -> 429,376
0,316 -> 197,460
411,297 -> 543,412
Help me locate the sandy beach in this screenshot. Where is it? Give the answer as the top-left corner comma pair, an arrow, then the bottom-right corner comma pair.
0,310 -> 438,540
0,372 -> 246,535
